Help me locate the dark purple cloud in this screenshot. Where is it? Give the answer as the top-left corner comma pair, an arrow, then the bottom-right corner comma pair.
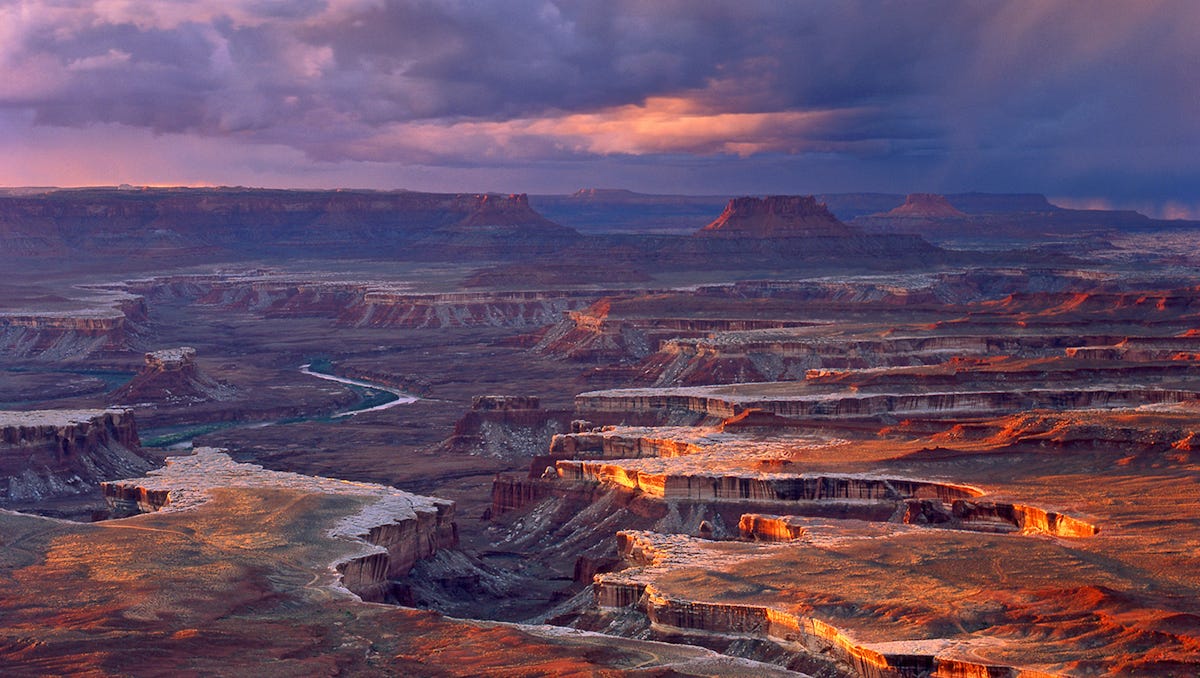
0,0 -> 1196,212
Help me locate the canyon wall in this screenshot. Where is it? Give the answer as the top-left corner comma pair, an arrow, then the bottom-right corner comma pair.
575,387 -> 1200,425
130,276 -> 605,330
0,295 -> 146,361
0,409 -> 154,505
597,531 -> 1052,678
440,395 -> 574,460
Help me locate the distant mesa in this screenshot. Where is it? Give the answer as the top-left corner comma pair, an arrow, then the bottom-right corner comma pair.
0,187 -> 580,263
884,193 -> 967,218
433,193 -> 581,249
571,188 -> 641,200
455,193 -> 566,231
695,195 -> 858,238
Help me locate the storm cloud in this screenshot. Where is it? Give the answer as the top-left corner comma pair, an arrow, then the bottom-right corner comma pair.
0,0 -> 1196,210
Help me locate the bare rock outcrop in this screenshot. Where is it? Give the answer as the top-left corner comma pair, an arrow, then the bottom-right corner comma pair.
440,395 -> 573,460
0,294 -> 145,361
130,275 -> 604,330
111,347 -> 236,404
0,409 -> 155,506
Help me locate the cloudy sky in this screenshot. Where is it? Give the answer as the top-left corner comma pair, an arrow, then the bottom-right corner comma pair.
1,0 -> 1196,214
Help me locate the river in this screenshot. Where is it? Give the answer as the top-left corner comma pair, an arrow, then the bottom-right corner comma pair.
298,363 -> 418,416
146,365 -> 419,448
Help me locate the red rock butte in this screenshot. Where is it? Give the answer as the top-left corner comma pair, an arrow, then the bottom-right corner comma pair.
884,193 -> 968,217
696,195 -> 858,238
453,193 -> 572,233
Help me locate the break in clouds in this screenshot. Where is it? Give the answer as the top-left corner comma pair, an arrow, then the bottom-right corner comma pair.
1,0 -> 1197,204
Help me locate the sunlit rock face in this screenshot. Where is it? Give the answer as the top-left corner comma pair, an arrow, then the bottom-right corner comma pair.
696,195 -> 857,238
0,409 -> 154,505
101,448 -> 457,602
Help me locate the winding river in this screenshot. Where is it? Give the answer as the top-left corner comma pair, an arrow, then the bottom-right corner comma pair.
298,363 -> 418,416
147,365 -> 419,448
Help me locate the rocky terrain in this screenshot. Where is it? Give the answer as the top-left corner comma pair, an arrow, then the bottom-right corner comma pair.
0,291 -> 147,362
0,409 -> 156,518
3,188 -> 1200,675
1,447 -> 790,676
111,347 -> 236,405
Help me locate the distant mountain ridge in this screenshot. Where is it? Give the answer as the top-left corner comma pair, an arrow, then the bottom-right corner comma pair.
0,187 -> 581,261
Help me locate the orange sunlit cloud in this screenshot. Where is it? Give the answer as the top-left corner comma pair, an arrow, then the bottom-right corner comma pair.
355,96 -> 862,162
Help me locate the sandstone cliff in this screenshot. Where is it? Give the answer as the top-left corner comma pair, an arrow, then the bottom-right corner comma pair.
0,294 -> 146,361
0,409 -> 155,508
126,275 -> 604,330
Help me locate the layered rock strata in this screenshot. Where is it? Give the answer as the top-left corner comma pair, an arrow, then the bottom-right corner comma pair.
0,294 -> 145,360
0,188 -> 581,261
441,395 -> 574,460
575,384 -> 1200,425
0,408 -> 154,505
588,510 -> 1198,676
125,274 -> 607,329
594,529 -> 1065,678
112,346 -> 236,404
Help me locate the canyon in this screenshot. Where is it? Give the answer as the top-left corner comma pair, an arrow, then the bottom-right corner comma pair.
2,188 -> 1199,676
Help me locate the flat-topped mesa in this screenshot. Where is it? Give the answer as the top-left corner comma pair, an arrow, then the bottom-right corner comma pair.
101,448 -> 458,602
696,195 -> 859,238
0,187 -> 581,261
0,409 -> 155,507
884,193 -> 967,218
0,298 -> 144,360
112,346 -> 235,404
450,193 -> 577,235
571,188 -> 641,199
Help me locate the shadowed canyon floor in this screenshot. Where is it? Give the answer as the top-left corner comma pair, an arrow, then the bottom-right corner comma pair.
2,190 -> 1200,675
